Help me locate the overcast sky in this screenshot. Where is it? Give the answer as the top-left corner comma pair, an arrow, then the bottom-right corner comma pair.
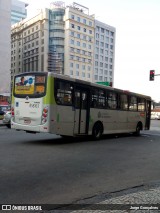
24,0 -> 160,102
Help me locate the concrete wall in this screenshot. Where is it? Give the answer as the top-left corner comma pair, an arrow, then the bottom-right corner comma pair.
0,0 -> 11,93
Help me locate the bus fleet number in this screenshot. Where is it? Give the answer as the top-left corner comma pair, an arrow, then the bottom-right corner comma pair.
29,103 -> 39,108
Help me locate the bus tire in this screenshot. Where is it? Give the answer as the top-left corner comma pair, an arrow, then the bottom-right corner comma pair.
92,122 -> 103,140
134,122 -> 142,136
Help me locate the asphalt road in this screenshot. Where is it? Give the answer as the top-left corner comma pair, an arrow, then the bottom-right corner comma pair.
0,120 -> 160,205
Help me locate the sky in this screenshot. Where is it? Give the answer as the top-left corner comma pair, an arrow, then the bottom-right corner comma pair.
23,0 -> 160,102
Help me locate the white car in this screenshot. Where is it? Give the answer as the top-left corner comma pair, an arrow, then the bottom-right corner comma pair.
3,111 -> 11,128
151,114 -> 160,120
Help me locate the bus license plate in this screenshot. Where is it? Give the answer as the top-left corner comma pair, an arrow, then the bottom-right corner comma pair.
24,119 -> 31,124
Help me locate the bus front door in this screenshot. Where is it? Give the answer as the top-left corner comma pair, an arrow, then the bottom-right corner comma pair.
74,89 -> 89,135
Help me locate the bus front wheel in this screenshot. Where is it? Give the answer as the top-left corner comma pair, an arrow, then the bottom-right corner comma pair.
92,122 -> 103,140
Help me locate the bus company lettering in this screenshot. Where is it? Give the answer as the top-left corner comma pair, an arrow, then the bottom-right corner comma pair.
98,111 -> 111,118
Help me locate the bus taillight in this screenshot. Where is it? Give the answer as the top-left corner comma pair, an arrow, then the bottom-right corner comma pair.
42,107 -> 48,124
11,107 -> 14,117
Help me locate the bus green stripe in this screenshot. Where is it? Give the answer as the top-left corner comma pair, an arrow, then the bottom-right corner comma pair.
43,76 -> 56,105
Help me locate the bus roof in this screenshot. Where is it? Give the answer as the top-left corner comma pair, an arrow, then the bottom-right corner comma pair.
50,73 -> 151,101
15,72 -> 151,101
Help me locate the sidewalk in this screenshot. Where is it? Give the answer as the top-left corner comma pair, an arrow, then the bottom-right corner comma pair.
49,183 -> 160,213
70,184 -> 160,213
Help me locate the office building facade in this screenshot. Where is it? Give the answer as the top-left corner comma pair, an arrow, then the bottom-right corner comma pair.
94,20 -> 116,85
11,0 -> 28,25
11,2 -> 116,85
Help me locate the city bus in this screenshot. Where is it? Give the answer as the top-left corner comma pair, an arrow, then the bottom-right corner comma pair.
11,72 -> 151,139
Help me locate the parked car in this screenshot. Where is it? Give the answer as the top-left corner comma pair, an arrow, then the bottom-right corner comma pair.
151,113 -> 160,120
3,111 -> 11,128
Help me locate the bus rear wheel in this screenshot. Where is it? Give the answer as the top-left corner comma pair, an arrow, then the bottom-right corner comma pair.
92,122 -> 103,140
134,122 -> 142,136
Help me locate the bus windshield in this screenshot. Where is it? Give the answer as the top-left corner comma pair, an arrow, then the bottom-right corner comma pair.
14,73 -> 47,98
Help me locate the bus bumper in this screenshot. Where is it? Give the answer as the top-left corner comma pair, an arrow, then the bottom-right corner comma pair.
11,121 -> 49,133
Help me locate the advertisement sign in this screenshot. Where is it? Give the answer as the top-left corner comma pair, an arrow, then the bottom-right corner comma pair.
15,76 -> 35,95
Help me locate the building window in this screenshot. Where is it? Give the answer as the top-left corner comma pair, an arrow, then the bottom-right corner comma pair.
106,30 -> 109,35
110,31 -> 114,37
70,47 -> 74,52
89,21 -> 92,26
82,72 -> 85,77
82,65 -> 85,70
100,42 -> 104,47
87,73 -> 90,78
70,70 -> 73,75
71,31 -> 74,36
77,17 -> 80,22
77,41 -> 80,46
76,56 -> 80,61
83,43 -> 86,48
77,33 -> 80,39
100,62 -> 103,67
101,28 -> 104,33
111,38 -> 114,43
95,54 -> 98,59
70,55 -> 74,60
100,49 -> 104,54
95,75 -> 98,80
105,43 -> 109,48
83,35 -> 87,40
77,26 -> 81,30
71,39 -> 74,45
106,37 -> 109,43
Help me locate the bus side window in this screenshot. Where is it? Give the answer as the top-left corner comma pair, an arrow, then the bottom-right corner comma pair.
91,89 -> 98,108
129,96 -> 137,111
120,94 -> 128,110
55,80 -> 73,105
75,91 -> 80,108
108,92 -> 117,109
63,94 -> 72,104
138,98 -> 145,111
98,90 -> 105,108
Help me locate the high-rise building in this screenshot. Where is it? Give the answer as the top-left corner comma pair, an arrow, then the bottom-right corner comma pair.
0,0 -> 11,93
64,2 -> 95,82
11,2 -> 116,85
94,20 -> 116,86
11,0 -> 28,25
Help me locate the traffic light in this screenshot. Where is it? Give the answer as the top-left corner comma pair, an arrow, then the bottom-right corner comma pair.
109,82 -> 113,87
149,70 -> 155,81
